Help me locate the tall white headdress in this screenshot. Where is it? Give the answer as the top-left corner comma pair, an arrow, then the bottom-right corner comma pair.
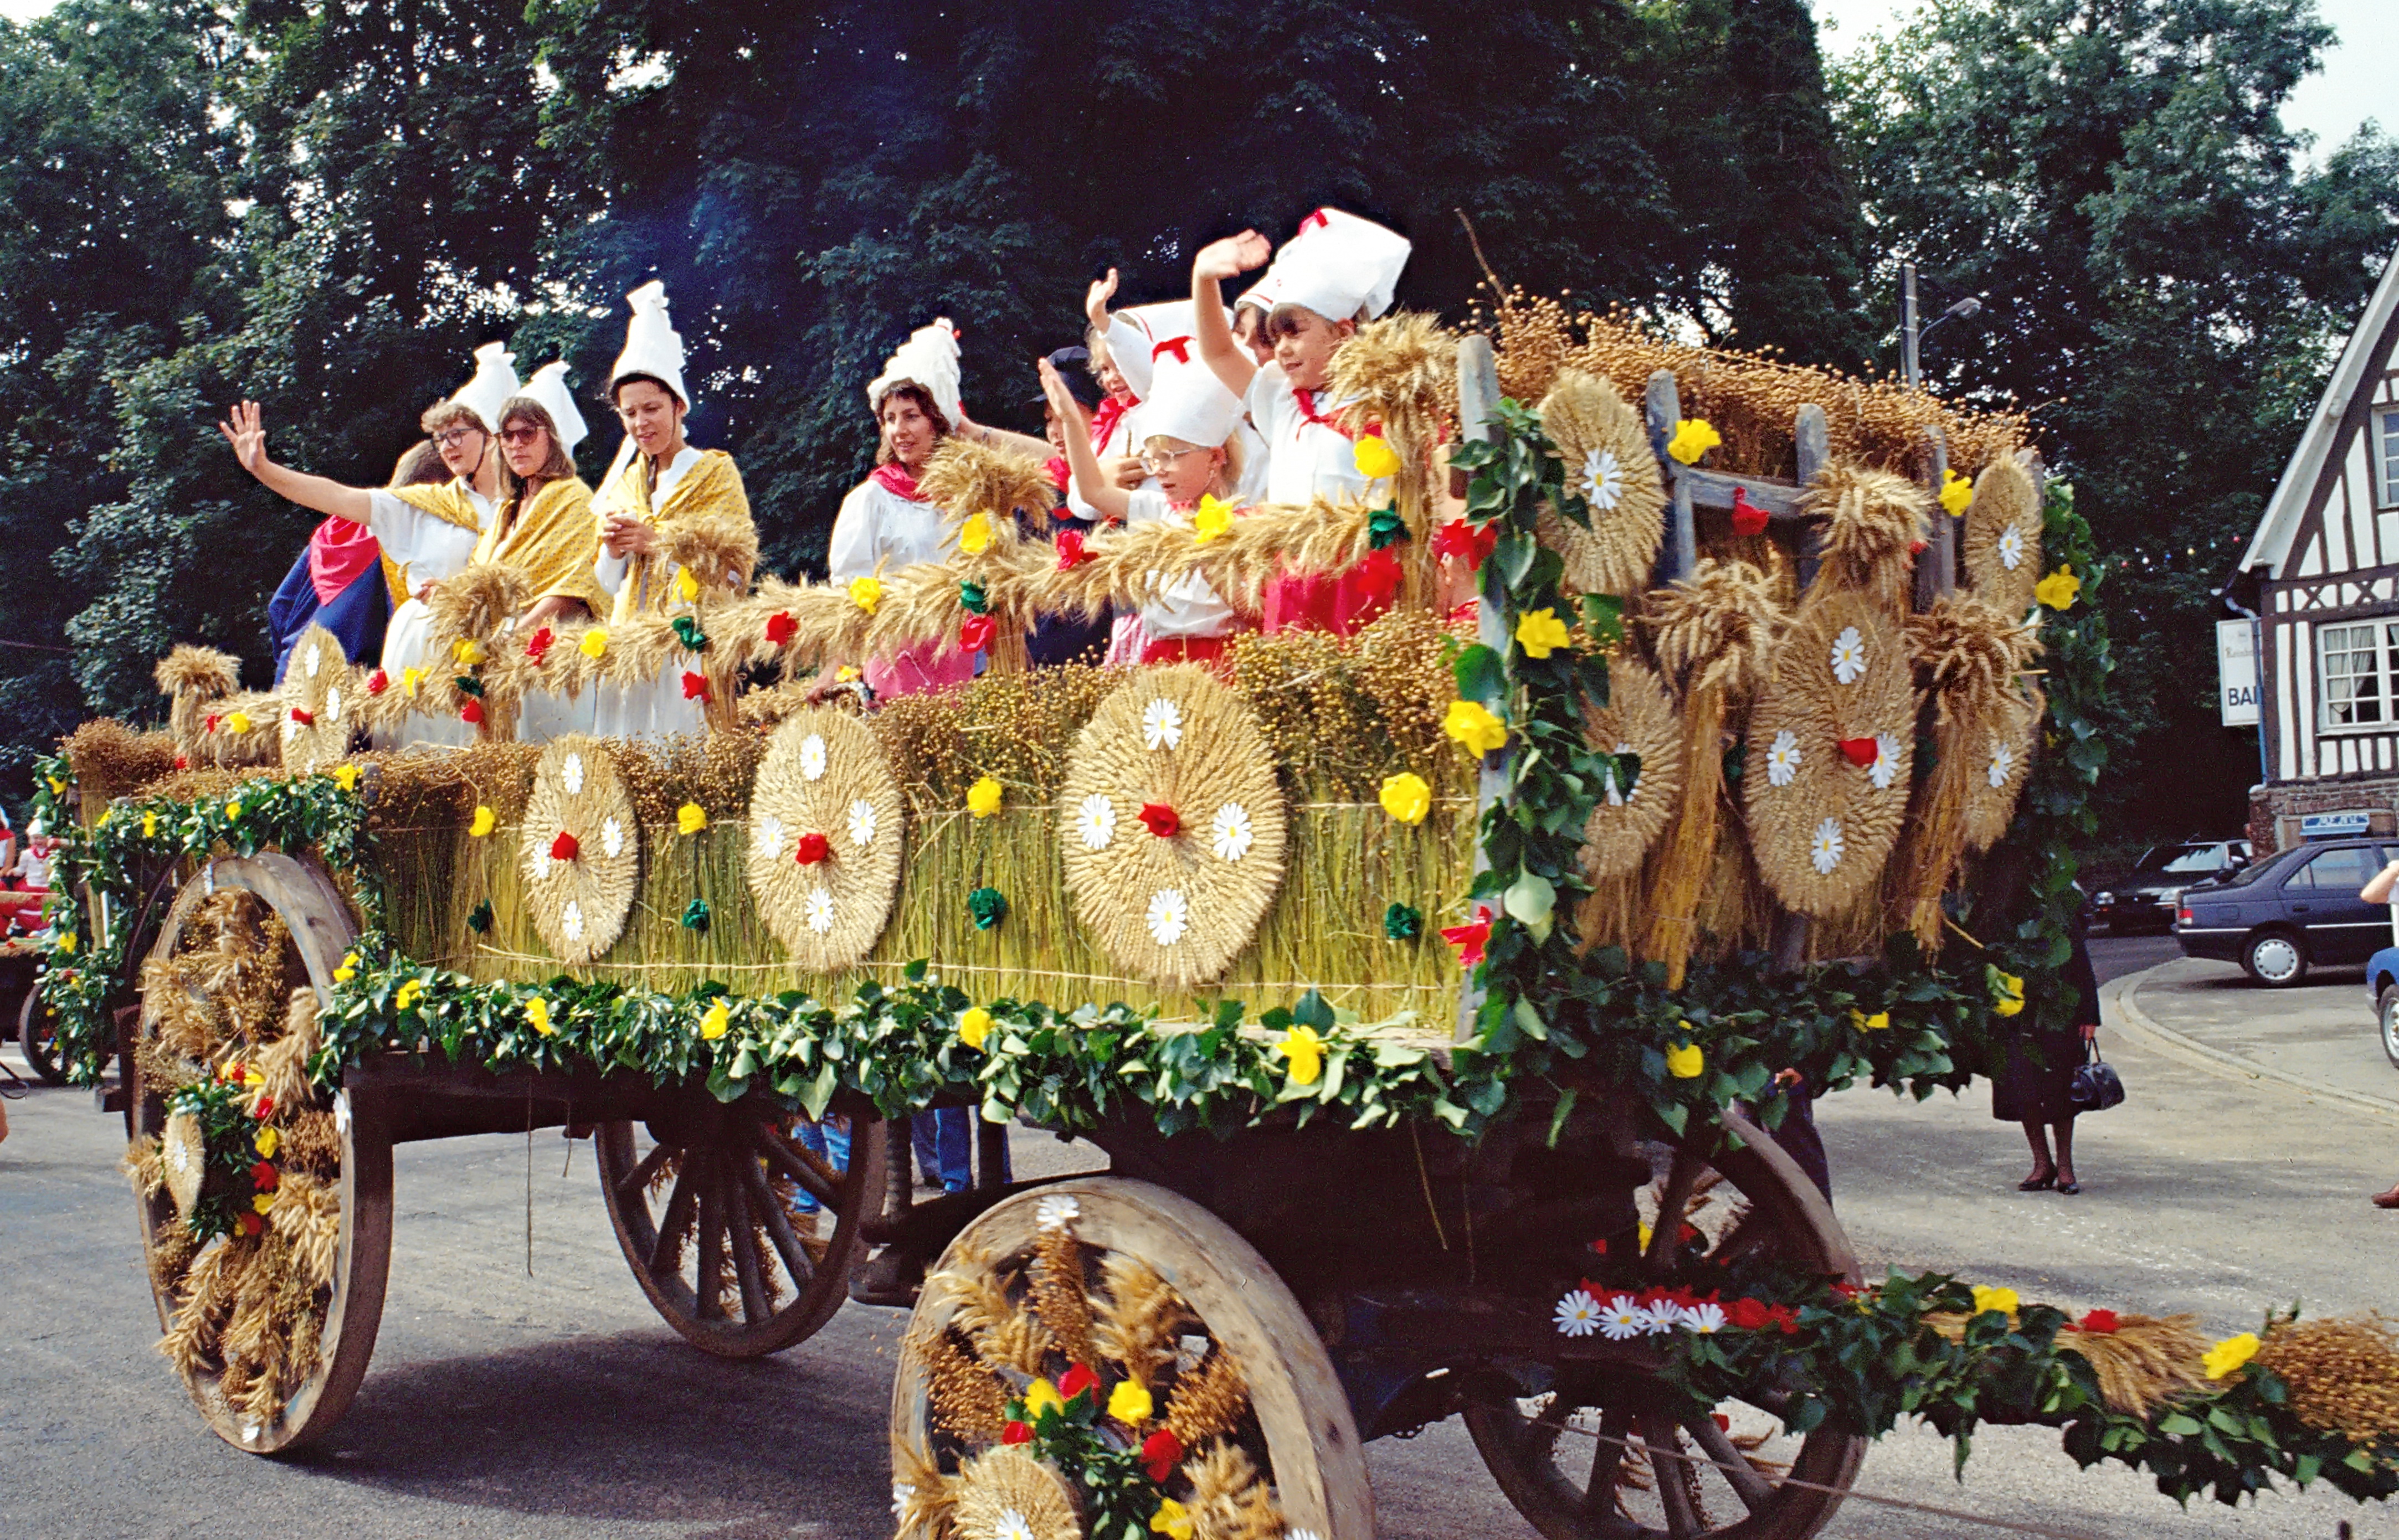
867,318 -> 965,428
1137,332 -> 1242,450
449,343 -> 520,431
519,361 -> 589,459
609,280 -> 690,409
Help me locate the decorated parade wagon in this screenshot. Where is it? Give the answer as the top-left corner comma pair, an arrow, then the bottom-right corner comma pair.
31,297 -> 2399,1540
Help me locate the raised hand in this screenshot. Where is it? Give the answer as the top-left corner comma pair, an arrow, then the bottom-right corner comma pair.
1193,231 -> 1271,284
1085,268 -> 1120,331
218,400 -> 269,477
1037,356 -> 1082,421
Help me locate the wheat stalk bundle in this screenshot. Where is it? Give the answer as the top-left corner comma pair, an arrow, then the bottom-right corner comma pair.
1893,596 -> 2042,947
1801,464 -> 1933,612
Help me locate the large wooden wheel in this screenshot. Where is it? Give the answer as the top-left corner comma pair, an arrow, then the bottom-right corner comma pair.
1463,1108 -> 1866,1540
594,1102 -> 886,1357
890,1176 -> 1375,1540
129,854 -> 389,1455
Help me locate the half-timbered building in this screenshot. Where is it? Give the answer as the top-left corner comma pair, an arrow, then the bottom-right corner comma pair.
2232,253 -> 2399,849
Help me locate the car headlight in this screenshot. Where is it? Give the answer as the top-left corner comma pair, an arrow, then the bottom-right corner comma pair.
2095,892 -> 2114,904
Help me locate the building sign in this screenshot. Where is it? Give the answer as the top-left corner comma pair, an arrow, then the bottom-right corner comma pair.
2218,618 -> 2260,727
2301,811 -> 2372,840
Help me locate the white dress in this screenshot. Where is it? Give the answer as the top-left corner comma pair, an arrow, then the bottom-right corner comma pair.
1124,487 -> 1236,641
1245,363 -> 1371,505
830,477 -> 978,698
592,447 -> 706,740
366,485 -> 490,750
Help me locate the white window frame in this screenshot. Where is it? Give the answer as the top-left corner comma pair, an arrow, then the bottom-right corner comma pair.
2377,405 -> 2399,511
2317,616 -> 2399,733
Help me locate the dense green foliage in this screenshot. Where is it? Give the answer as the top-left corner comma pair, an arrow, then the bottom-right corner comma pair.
1832,0 -> 2399,837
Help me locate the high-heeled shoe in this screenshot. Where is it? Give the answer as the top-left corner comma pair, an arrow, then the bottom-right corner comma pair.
2056,1177 -> 2080,1195
2018,1170 -> 2056,1191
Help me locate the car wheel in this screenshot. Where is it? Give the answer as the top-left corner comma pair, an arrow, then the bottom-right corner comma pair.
2243,930 -> 2309,988
2380,987 -> 2399,1073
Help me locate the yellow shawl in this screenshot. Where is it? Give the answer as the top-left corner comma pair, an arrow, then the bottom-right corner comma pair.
472,477 -> 607,614
388,477 -> 490,599
593,448 -> 752,623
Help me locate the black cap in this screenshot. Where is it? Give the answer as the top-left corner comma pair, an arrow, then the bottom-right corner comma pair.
1033,346 -> 1105,410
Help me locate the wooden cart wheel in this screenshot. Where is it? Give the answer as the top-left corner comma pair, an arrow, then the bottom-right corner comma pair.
1463,1108 -> 1867,1540
129,854 -> 390,1455
891,1176 -> 1375,1540
17,985 -> 70,1086
594,1103 -> 886,1357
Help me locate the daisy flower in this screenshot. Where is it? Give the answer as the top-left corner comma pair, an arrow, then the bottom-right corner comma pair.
804,888 -> 836,934
560,900 -> 584,942
754,814 -> 784,861
1868,733 -> 1902,791
1210,803 -> 1254,862
890,1484 -> 916,1523
1682,1301 -> 1727,1334
1640,1301 -> 1679,1335
1599,1296 -> 1648,1341
304,640 -> 323,679
1147,889 -> 1189,946
1997,523 -> 2026,571
326,686 -> 342,722
1830,625 -> 1867,685
601,816 -> 625,859
1554,1289 -> 1603,1338
993,1511 -> 1036,1540
1579,447 -> 1624,511
531,849 -> 553,883
1077,794 -> 1117,850
1766,729 -> 1802,788
799,733 -> 828,781
1035,1193 -> 1080,1232
1810,817 -> 1845,875
1987,741 -> 2015,789
1142,697 -> 1184,751
847,799 -> 878,847
563,751 -> 585,795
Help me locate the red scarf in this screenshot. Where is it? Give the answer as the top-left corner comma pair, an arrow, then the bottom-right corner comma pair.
871,462 -> 926,501
1088,393 -> 1137,452
307,517 -> 382,605
1291,387 -> 1358,442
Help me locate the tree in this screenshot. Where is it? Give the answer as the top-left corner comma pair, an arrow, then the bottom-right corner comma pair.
1833,0 -> 2399,838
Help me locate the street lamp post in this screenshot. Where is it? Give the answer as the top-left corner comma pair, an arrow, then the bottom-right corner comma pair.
1900,259 -> 1982,390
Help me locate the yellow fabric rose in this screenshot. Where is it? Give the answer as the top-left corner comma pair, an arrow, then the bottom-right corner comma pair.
394,978 -> 423,1012
849,576 -> 883,614
2203,1332 -> 2261,1381
579,628 -> 609,660
1939,468 -> 1974,517
836,665 -> 862,682
959,512 -> 994,555
401,666 -> 428,697
1991,970 -> 2026,1017
1276,1023 -> 1327,1086
1665,1039 -> 1704,1079
332,764 -> 362,792
1444,699 -> 1507,757
1666,418 -> 1722,465
1149,1498 -> 1194,1540
966,776 -> 1004,818
1850,1008 -> 1890,1032
1193,496 -> 1233,544
676,802 -> 708,835
253,1192 -> 278,1215
1023,1378 -> 1065,1419
1354,434 -> 1403,480
958,1007 -> 995,1050
53,930 -> 75,955
2034,566 -> 2080,611
1107,1379 -> 1154,1425
673,567 -> 701,605
469,805 -> 496,838
1515,607 -> 1571,659
526,996 -> 553,1037
224,710 -> 253,735
141,811 -> 158,839
224,800 -> 242,820
1971,1285 -> 2020,1318
254,1126 -> 280,1159
452,637 -> 485,667
1379,771 -> 1432,825
333,951 -> 358,983
699,1000 -> 731,1041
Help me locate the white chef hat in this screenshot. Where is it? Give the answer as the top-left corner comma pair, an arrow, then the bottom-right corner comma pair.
449,342 -> 520,432
1268,208 -> 1411,325
1234,266 -> 1287,317
1138,334 -> 1243,450
1104,300 -> 1238,400
609,280 -> 691,409
517,361 -> 589,459
867,318 -> 965,428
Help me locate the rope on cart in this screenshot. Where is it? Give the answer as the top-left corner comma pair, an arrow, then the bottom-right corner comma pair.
1564,1423 -> 2112,1540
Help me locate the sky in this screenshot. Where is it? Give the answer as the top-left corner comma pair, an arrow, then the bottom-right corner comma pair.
0,0 -> 2385,153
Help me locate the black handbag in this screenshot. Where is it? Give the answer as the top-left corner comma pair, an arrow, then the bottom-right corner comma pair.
2068,1038 -> 2124,1112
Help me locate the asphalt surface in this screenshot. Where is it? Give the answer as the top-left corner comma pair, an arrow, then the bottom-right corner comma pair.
3,931 -> 2395,1539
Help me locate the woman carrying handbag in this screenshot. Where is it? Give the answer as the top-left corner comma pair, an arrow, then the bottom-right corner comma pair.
1992,916 -> 2104,1194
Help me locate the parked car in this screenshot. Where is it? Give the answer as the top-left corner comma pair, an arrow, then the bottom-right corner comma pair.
2174,838 -> 2388,986
2367,946 -> 2399,1070
2089,839 -> 2252,934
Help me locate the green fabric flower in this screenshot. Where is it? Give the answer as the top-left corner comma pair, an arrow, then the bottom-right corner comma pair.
959,579 -> 989,615
1383,901 -> 1423,941
453,674 -> 485,698
968,886 -> 1008,931
681,898 -> 712,933
1367,506 -> 1410,550
671,614 -> 708,652
466,899 -> 494,934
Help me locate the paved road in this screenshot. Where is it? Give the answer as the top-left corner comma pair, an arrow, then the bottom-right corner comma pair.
8,953 -> 2399,1539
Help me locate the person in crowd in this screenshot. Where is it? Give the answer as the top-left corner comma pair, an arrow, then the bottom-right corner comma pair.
1026,348 -> 1114,667
1191,208 -> 1413,635
588,281 -> 755,739
1992,915 -> 2102,1194
2359,857 -> 2399,1206
1078,269 -> 1151,519
479,374 -> 606,629
220,343 -> 522,748
265,508 -> 389,682
1041,336 -> 1250,667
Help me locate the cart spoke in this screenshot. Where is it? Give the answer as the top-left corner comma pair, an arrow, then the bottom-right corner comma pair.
748,1120 -> 841,1208
694,1149 -> 727,1321
1645,1146 -> 1705,1278
1684,1413 -> 1774,1513
734,1141 -> 815,1288
724,1175 -> 770,1325
614,1140 -> 673,1202
1643,1414 -> 1703,1539
1581,1404 -> 1632,1514
650,1148 -> 701,1279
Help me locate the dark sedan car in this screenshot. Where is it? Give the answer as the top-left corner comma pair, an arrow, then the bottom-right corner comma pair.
2088,839 -> 2251,934
2174,838 -> 2392,986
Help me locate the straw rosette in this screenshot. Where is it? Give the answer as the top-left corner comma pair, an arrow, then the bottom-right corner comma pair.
745,707 -> 908,970
518,734 -> 643,964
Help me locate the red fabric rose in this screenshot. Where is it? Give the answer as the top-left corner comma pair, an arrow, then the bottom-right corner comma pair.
251,1094 -> 274,1121
366,669 -> 389,696
1140,1428 -> 1184,1483
1433,518 -> 1499,570
1136,802 -> 1180,839
237,1211 -> 264,1237
959,614 -> 996,652
1727,1297 -> 1773,1331
205,714 -> 221,734
550,830 -> 581,862
1001,1420 -> 1032,1445
460,699 -> 485,726
250,1160 -> 279,1191
681,670 -> 710,702
1440,905 -> 1496,966
1731,486 -> 1769,537
2072,1309 -> 2121,1335
765,611 -> 797,647
794,832 -> 831,866
525,626 -> 555,662
174,756 -> 188,771
1057,1363 -> 1097,1402
1837,737 -> 1878,768
1055,529 -> 1091,569
289,708 -> 314,727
